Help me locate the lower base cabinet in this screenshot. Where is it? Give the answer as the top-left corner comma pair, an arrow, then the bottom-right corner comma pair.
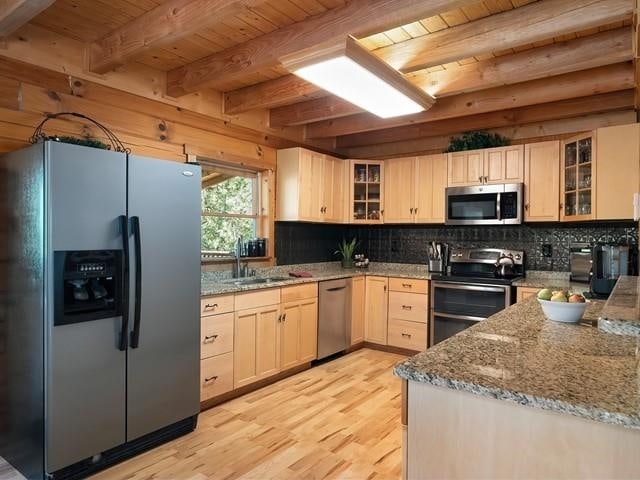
350,276 -> 365,345
234,303 -> 281,389
365,276 -> 389,344
516,287 -> 539,302
281,297 -> 318,369
200,352 -> 234,401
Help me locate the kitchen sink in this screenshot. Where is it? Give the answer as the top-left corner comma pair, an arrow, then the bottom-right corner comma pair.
220,276 -> 289,286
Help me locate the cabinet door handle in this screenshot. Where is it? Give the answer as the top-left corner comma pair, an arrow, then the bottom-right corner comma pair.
484,176 -> 488,183
409,208 -> 413,214
401,305 -> 412,310
414,208 -> 418,215
277,314 -> 282,322
380,210 -> 384,216
559,203 -> 563,211
204,375 -> 218,383
205,303 -> 218,310
203,334 -> 218,343
401,333 -> 412,338
525,204 -> 529,211
282,313 -> 287,322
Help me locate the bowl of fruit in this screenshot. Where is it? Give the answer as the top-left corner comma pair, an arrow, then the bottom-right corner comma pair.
536,288 -> 588,323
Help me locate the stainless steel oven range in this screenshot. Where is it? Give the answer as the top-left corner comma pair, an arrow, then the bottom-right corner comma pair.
430,247 -> 525,346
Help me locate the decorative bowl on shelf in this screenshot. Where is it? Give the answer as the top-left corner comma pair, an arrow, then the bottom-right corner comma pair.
537,298 -> 589,323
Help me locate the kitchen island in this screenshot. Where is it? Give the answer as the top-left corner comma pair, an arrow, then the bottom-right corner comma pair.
395,277 -> 640,479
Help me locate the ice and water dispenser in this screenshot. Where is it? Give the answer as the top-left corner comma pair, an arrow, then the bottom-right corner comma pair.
54,250 -> 123,326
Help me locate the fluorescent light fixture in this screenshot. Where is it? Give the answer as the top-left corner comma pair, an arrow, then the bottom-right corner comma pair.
281,36 -> 435,119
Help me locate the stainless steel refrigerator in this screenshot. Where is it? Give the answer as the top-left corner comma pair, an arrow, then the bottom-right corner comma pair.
0,141 -> 201,479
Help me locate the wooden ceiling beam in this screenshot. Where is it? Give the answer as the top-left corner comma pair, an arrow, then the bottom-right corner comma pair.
166,0 -> 478,96
304,62 -> 635,138
378,0 -> 634,74
88,0 -> 267,74
269,27 -> 633,127
336,90 -> 635,148
228,26 -> 632,116
0,0 -> 55,38
224,75 -> 324,115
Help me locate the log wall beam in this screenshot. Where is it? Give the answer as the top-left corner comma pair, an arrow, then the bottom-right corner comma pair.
166,0 -> 478,96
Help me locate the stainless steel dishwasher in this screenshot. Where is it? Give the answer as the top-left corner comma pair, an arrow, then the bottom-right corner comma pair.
317,278 -> 351,359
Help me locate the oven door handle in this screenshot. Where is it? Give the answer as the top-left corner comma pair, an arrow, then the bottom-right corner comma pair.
433,311 -> 485,323
432,283 -> 507,294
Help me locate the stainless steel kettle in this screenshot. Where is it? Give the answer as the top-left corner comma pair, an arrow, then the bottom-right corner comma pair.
495,254 -> 517,278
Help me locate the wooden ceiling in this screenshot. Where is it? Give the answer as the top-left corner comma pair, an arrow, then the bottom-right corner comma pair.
7,0 -> 638,155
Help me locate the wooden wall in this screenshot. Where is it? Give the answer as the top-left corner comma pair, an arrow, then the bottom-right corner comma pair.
0,56 -> 293,170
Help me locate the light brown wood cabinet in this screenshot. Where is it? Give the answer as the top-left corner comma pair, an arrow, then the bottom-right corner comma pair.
595,123 -> 640,220
349,159 -> 384,224
200,294 -> 236,402
516,287 -> 539,303
524,141 -> 560,222
387,278 -> 429,351
448,146 -> 524,187
364,276 -> 388,344
280,297 -> 318,370
561,133 -> 595,221
234,303 -> 281,388
350,276 -> 365,345
276,147 -> 345,223
385,154 -> 447,224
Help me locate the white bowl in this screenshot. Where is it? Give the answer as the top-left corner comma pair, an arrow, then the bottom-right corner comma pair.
537,298 -> 588,323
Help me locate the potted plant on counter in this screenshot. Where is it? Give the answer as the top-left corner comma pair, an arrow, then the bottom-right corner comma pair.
335,238 -> 358,269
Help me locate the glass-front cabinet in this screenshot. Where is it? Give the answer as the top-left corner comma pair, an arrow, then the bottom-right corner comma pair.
561,133 -> 595,221
349,160 -> 384,224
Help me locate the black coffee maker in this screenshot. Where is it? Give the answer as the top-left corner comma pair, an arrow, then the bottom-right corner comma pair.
590,244 -> 638,297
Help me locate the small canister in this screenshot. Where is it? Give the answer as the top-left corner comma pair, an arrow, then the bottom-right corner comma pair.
257,238 -> 266,257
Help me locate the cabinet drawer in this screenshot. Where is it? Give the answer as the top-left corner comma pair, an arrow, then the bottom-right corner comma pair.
234,288 -> 281,311
281,282 -> 318,303
201,312 -> 234,359
200,352 -> 233,402
388,319 -> 427,352
201,294 -> 234,317
389,292 -> 428,323
389,278 -> 428,294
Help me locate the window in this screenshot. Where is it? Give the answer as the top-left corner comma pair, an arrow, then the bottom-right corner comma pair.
201,165 -> 259,256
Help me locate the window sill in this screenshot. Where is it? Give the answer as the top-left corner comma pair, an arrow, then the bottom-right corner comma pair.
201,256 -> 273,265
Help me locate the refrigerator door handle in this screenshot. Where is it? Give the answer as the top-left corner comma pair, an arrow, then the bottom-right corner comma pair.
118,215 -> 130,351
130,216 -> 143,349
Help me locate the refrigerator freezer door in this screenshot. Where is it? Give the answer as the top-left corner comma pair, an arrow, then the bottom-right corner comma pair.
126,155 -> 201,441
46,142 -> 127,473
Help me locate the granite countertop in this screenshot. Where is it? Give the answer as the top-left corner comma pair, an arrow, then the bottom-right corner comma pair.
201,262 -> 432,296
512,271 -> 589,293
598,276 -> 640,337
394,296 -> 640,430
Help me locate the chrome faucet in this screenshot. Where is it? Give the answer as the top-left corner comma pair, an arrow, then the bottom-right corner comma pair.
232,236 -> 243,278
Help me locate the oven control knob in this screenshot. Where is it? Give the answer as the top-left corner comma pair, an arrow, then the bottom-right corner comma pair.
515,254 -> 522,261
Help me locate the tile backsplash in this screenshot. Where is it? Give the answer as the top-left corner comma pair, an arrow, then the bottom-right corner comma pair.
275,221 -> 638,271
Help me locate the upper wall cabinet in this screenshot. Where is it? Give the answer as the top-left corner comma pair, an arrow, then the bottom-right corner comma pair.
349,160 -> 384,224
524,141 -> 560,222
595,124 -> 640,221
276,148 -> 345,223
561,133 -> 595,221
448,146 -> 524,187
385,154 -> 447,224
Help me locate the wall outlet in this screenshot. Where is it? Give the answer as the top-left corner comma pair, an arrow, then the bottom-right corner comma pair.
542,244 -> 552,257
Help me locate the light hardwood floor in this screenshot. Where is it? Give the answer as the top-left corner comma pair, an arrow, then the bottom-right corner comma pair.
92,348 -> 405,480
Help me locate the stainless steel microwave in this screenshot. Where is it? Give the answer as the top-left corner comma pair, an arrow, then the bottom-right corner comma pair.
445,183 -> 523,225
